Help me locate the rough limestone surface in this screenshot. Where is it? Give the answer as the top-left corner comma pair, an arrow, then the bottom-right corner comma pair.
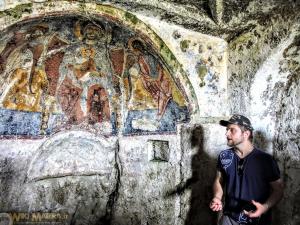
272,30 -> 300,225
112,135 -> 182,225
0,1 -> 300,225
0,131 -> 119,225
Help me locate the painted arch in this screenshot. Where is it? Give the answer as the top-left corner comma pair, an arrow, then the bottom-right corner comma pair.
0,2 -> 197,137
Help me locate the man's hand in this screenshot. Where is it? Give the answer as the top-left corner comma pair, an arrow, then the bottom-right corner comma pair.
210,197 -> 223,211
244,200 -> 268,218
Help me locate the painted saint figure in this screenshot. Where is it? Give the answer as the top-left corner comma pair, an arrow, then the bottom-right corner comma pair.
0,24 -> 50,112
123,38 -> 189,134
2,69 -> 47,111
57,21 -> 115,129
87,86 -> 110,124
57,77 -> 82,123
126,38 -> 172,119
0,24 -> 49,76
68,47 -> 102,80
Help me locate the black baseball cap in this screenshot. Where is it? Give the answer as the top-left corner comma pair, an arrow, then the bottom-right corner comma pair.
220,114 -> 254,131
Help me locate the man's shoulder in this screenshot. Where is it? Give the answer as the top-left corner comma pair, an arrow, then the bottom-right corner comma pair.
252,148 -> 276,162
219,148 -> 234,156
253,148 -> 273,157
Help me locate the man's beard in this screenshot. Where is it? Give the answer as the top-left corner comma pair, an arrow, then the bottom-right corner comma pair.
227,138 -> 243,147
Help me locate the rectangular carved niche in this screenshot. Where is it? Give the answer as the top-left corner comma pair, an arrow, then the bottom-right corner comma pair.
147,140 -> 169,162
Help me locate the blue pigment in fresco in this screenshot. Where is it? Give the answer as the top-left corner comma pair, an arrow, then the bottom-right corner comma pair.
45,113 -> 65,135
45,112 -> 117,135
110,112 -> 118,135
0,108 -> 41,136
0,16 -> 190,137
123,100 -> 189,135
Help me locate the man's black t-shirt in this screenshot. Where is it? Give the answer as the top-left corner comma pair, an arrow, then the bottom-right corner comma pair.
217,148 -> 280,224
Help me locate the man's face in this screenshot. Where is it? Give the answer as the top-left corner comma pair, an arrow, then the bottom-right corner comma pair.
225,124 -> 247,147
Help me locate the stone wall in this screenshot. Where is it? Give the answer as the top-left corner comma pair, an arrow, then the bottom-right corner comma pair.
0,1 -> 300,225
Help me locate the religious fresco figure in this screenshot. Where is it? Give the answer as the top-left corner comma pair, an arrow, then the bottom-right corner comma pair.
0,24 -> 51,112
57,76 -> 82,123
57,21 -> 116,131
87,85 -> 110,124
0,31 -> 27,75
137,49 -> 172,119
68,47 -> 101,80
123,38 -> 189,133
125,38 -> 173,118
0,23 -> 70,136
0,24 -> 68,113
0,17 -> 190,137
1,68 -> 47,111
0,24 -> 48,76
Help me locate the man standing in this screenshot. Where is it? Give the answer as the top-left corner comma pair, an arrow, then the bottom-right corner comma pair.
210,115 -> 283,225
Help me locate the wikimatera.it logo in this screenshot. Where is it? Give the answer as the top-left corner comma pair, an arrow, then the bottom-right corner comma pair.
0,212 -> 69,225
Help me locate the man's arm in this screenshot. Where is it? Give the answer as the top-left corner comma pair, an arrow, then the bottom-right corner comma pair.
210,171 -> 224,211
245,178 -> 284,218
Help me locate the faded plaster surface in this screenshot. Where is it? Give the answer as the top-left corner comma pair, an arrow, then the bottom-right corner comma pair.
250,32 -> 296,154
135,14 -> 228,118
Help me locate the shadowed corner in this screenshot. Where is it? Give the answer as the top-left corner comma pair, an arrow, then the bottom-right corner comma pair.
164,125 -> 218,225
255,129 -> 288,225
253,130 -> 270,152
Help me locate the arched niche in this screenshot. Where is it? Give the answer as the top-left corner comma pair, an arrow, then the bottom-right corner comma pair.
0,2 -> 197,137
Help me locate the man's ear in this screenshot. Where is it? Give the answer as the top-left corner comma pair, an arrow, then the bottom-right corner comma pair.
243,130 -> 251,139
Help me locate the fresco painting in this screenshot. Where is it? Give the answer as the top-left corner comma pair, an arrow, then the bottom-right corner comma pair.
0,16 -> 189,137
123,38 -> 189,134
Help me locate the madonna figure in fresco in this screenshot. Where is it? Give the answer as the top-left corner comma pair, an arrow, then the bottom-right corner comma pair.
57,21 -> 115,132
